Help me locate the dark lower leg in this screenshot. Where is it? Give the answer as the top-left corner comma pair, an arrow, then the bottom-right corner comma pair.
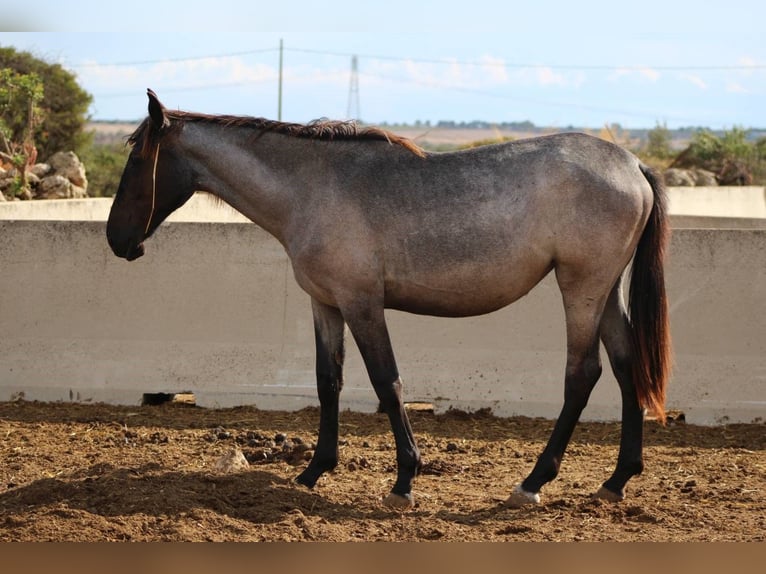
347,307 -> 420,501
521,351 -> 601,494
296,377 -> 341,488
296,302 -> 345,489
602,375 -> 645,496
521,405 -> 585,493
600,284 -> 646,499
376,377 -> 421,497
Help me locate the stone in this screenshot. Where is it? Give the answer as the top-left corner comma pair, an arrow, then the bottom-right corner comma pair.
30,163 -> 51,178
25,172 -> 40,187
692,169 -> 718,186
663,168 -> 696,187
213,448 -> 250,473
48,151 -> 88,190
70,184 -> 88,199
36,174 -> 73,199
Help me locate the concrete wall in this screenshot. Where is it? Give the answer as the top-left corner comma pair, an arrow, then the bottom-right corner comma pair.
1,220 -> 764,425
1,186 -> 764,223
0,194 -> 248,223
667,186 -> 766,219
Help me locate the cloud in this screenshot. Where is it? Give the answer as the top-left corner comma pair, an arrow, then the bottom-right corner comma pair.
533,67 -> 567,87
77,57 -> 278,95
680,73 -> 708,90
479,55 -> 510,84
736,56 -> 758,77
382,57 -> 586,92
609,66 -> 661,83
726,82 -> 749,94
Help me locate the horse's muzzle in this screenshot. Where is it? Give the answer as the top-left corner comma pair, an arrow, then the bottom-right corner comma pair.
107,227 -> 145,261
124,241 -> 145,261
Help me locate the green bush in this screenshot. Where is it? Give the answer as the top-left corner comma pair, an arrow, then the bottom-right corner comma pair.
459,136 -> 515,150
79,142 -> 129,198
0,46 -> 92,159
645,122 -> 673,161
672,127 -> 764,185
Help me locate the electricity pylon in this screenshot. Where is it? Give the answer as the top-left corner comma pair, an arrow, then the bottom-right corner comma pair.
347,55 -> 360,120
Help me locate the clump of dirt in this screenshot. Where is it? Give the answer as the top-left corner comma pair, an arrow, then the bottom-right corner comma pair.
0,400 -> 763,541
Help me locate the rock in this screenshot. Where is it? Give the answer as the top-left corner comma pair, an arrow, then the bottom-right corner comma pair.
70,184 -> 88,199
0,175 -> 13,195
48,151 -> 88,190
16,186 -> 33,201
30,163 -> 51,178
36,174 -> 73,199
1,152 -> 89,200
664,168 -> 696,186
213,448 -> 250,473
693,169 -> 718,186
25,172 -> 40,187
718,160 -> 752,186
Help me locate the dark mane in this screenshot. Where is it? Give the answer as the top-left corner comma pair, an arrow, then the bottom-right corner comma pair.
128,111 -> 425,158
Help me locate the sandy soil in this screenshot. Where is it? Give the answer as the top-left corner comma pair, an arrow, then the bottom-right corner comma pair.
0,400 -> 763,542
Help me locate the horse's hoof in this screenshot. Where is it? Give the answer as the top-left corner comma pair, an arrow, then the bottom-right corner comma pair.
504,484 -> 541,508
294,473 -> 316,490
382,492 -> 414,510
593,485 -> 625,502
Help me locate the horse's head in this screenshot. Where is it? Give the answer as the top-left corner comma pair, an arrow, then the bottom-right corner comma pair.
107,89 -> 196,260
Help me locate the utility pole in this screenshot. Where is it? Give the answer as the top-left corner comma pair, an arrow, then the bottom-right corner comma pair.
347,54 -> 360,120
278,38 -> 283,121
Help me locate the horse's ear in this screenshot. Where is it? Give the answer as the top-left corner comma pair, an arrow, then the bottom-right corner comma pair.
147,89 -> 169,129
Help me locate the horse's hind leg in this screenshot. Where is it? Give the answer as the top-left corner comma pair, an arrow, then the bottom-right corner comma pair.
596,278 -> 645,501
507,272 -> 606,507
296,299 -> 346,489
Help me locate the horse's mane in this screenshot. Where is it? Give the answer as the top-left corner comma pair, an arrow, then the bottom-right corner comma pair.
128,110 -> 425,158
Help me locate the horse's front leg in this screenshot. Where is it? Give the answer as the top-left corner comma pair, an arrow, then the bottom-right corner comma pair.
295,299 -> 346,489
343,302 -> 421,509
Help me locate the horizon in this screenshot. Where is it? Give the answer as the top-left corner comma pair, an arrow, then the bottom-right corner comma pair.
85,117 -> 766,134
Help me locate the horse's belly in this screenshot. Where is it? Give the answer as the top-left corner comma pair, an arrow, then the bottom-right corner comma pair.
385,295 -> 510,318
384,269 -> 550,318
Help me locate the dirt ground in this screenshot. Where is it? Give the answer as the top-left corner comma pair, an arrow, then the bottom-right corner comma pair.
0,400 -> 763,542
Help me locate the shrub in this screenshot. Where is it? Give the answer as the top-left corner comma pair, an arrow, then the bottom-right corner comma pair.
0,46 -> 93,159
79,142 -> 130,197
671,127 -> 763,185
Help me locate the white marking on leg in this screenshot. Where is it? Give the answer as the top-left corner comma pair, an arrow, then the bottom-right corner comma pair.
505,484 -> 541,508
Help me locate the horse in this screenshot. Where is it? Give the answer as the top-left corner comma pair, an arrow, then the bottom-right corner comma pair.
107,89 -> 671,509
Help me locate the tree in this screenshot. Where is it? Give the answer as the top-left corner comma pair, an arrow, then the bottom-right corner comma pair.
0,46 -> 93,159
646,122 -> 672,160
0,68 -> 43,197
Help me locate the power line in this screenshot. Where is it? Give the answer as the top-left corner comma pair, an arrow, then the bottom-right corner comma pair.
74,41 -> 760,125
286,46 -> 766,72
68,43 -> 764,72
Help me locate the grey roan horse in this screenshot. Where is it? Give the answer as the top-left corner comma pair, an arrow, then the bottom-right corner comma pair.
107,90 -> 671,509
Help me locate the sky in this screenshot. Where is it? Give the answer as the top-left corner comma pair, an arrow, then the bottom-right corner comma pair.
1,1 -> 765,129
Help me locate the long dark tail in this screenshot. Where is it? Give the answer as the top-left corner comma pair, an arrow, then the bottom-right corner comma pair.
629,165 -> 672,423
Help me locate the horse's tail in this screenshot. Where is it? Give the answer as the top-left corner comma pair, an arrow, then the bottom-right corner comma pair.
629,165 -> 672,423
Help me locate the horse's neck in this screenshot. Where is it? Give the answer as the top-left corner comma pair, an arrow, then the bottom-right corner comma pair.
182,126 -> 309,242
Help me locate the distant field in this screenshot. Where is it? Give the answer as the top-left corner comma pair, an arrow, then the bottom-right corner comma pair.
87,122 -> 140,145
86,121 -> 537,146
86,122 -> 645,150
